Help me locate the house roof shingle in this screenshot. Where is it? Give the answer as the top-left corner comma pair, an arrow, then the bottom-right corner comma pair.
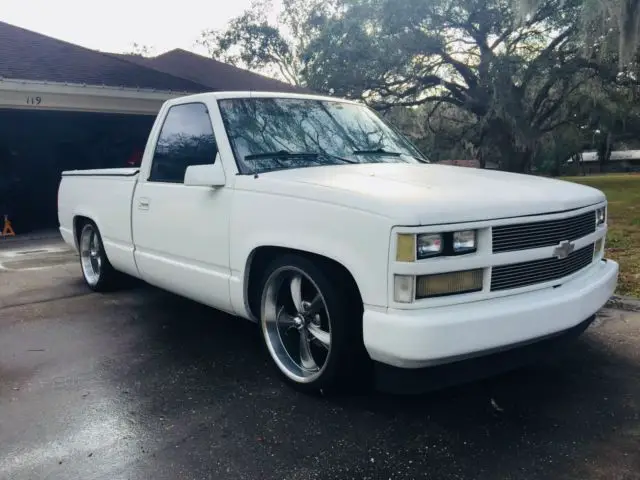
113,49 -> 308,94
0,21 -> 304,95
0,21 -> 207,92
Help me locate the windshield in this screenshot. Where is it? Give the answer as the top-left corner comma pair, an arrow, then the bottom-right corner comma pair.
217,97 -> 428,174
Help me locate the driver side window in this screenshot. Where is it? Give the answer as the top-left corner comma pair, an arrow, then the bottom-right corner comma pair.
149,103 -> 218,183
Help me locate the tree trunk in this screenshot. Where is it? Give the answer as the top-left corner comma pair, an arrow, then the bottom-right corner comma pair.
596,132 -> 613,173
493,139 -> 533,173
501,149 -> 533,173
482,119 -> 534,173
550,155 -> 561,177
478,151 -> 486,169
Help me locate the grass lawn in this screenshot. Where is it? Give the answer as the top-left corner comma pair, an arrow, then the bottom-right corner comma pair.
562,173 -> 640,297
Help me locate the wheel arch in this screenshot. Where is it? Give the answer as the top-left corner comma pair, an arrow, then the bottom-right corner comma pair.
73,215 -> 95,249
244,246 -> 364,322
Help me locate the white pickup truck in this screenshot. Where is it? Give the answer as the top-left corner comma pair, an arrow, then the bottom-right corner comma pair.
58,91 -> 618,393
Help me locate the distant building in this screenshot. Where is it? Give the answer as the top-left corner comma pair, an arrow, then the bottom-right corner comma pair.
566,150 -> 640,174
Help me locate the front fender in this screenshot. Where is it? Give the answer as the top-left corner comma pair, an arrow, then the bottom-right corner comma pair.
229,190 -> 392,316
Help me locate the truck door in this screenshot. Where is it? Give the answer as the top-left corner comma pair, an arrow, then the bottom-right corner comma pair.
131,102 -> 234,314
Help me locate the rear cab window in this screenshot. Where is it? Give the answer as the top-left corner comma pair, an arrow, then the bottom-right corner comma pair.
149,103 -> 218,183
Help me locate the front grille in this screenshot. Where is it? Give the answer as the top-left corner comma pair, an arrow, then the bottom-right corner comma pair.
492,211 -> 596,253
491,243 -> 594,291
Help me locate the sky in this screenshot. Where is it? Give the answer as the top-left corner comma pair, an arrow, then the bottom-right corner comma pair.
1,0 -> 262,55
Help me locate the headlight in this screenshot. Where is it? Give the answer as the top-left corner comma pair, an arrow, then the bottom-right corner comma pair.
417,233 -> 443,259
596,207 -> 606,226
396,230 -> 478,262
453,230 -> 476,253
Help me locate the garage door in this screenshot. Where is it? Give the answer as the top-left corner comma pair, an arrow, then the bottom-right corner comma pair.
0,109 -> 155,234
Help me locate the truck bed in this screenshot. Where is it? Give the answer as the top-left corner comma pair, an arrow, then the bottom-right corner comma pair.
57,168 -> 140,278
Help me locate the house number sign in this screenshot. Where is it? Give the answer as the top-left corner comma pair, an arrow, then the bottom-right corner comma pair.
26,96 -> 43,105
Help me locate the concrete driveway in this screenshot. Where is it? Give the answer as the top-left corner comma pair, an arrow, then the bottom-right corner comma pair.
1,238 -> 639,479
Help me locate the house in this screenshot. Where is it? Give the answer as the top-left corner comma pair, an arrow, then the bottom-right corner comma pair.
566,150 -> 640,174
0,21 -> 306,234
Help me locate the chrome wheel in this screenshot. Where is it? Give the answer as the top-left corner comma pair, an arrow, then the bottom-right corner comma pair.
261,266 -> 332,384
80,224 -> 102,287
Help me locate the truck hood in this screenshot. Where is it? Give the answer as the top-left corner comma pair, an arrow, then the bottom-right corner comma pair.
247,163 -> 605,225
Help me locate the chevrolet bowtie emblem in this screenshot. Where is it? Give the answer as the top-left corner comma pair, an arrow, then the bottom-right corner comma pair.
553,240 -> 575,260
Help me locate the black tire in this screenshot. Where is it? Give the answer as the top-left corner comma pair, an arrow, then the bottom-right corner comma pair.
257,253 -> 370,393
78,221 -> 122,292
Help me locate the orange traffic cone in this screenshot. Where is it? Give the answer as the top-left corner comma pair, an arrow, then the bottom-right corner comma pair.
2,215 -> 15,237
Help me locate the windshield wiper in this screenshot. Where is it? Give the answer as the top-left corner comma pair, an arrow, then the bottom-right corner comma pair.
353,148 -> 402,156
244,150 -> 357,164
353,148 -> 429,163
244,150 -> 317,160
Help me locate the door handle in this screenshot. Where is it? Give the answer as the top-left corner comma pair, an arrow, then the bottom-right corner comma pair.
138,197 -> 150,210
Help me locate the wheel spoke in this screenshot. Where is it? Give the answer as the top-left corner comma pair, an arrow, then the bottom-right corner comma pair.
276,306 -> 296,328
306,293 -> 324,316
308,323 -> 330,349
290,274 -> 304,312
262,267 -> 332,383
299,328 -> 318,371
80,226 -> 101,287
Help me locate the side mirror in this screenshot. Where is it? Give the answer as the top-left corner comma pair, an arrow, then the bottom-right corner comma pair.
184,162 -> 226,187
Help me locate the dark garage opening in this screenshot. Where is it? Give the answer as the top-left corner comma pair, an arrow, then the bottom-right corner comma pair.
0,109 -> 155,235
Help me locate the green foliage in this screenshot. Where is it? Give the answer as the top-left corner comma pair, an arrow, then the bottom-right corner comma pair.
198,0 -> 335,85
383,104 -> 481,162
302,0 -> 606,171
564,174 -> 640,296
516,0 -> 640,66
202,0 -> 640,173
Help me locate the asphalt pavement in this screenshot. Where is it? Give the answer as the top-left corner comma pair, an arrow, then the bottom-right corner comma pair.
0,237 -> 639,480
